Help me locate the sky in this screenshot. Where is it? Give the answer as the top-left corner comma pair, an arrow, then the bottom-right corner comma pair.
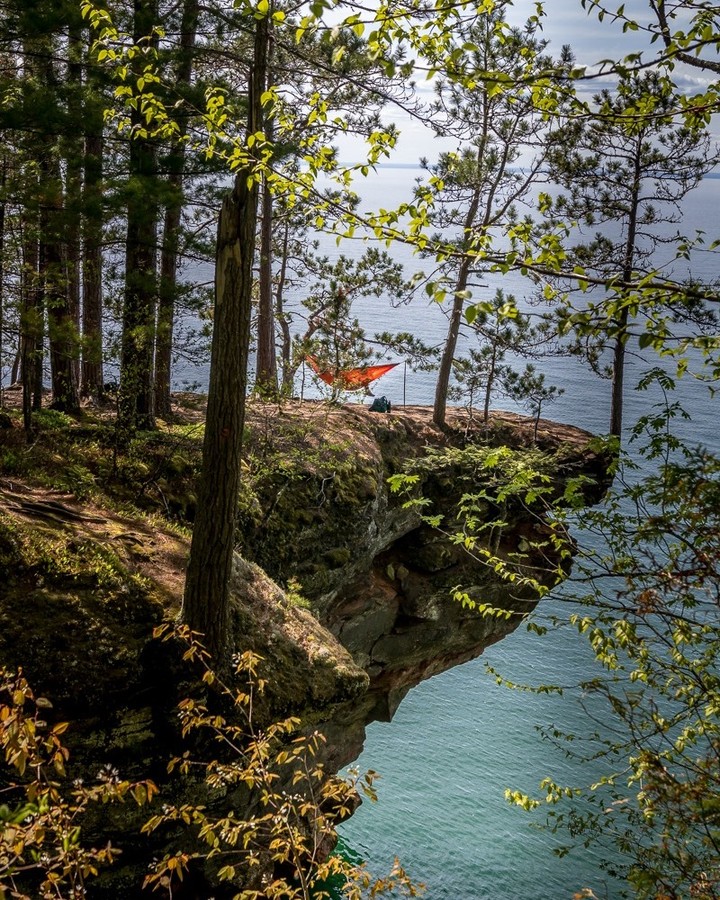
334,0 -> 719,166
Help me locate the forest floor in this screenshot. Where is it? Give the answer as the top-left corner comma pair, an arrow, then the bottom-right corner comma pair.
0,479 -> 190,605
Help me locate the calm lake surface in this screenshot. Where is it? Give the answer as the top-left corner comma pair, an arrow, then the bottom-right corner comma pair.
184,165 -> 719,899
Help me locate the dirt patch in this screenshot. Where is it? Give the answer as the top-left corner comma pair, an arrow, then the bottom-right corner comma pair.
0,482 -> 189,607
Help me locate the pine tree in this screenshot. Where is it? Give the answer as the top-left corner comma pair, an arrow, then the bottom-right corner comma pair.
546,72 -> 713,438
425,4 -> 568,426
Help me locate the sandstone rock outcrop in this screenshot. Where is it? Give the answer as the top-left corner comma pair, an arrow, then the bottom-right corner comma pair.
240,402 -> 607,723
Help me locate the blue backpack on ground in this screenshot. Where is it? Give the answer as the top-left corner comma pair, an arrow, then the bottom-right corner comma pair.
369,396 -> 391,413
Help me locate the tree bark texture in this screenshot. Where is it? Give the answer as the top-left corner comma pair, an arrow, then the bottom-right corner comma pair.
155,194 -> 180,419
0,157 -> 5,405
275,219 -> 293,392
432,144 -> 485,428
181,12 -> 268,661
65,23 -> 83,391
254,172 -> 278,395
253,28 -> 276,397
41,153 -> 80,413
181,175 -> 258,660
81,127 -> 105,400
21,215 -> 42,431
433,255 -> 472,427
609,135 -> 642,439
154,0 -> 198,417
118,0 -> 159,432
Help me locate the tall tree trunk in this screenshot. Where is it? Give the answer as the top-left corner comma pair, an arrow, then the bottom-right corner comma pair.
65,23 -> 83,392
80,31 -> 106,401
21,211 -> 43,431
10,350 -> 20,388
432,140 -> 486,427
609,137 -> 642,439
42,152 -> 80,413
482,344 -> 497,424
20,40 -> 44,419
30,250 -> 43,412
154,0 -> 198,418
118,0 -> 159,433
81,126 -> 105,400
275,217 -> 292,392
37,43 -> 79,414
182,11 -> 268,662
433,255 -> 473,427
432,49 -> 493,428
0,156 -> 5,406
254,171 -> 277,395
154,193 -> 180,419
253,29 -> 276,397
609,307 -> 630,439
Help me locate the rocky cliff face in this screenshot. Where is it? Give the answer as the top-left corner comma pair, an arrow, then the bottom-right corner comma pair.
0,401 -> 608,897
240,402 -> 607,728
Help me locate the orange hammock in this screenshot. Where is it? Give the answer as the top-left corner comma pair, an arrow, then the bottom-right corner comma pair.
306,356 -> 399,390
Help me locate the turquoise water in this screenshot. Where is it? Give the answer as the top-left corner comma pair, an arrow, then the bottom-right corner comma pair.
338,624 -> 615,899
326,169 -> 719,898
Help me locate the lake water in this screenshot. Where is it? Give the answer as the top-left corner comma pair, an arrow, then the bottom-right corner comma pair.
183,165 -> 719,899
325,167 -> 718,899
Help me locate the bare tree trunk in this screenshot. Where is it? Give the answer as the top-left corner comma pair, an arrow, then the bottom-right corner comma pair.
154,199 -> 179,419
432,85 -> 489,429
483,346 -> 497,424
119,151 -> 158,431
154,0 -> 198,418
254,33 -> 276,397
181,180 -> 258,658
254,171 -> 277,395
66,239 -> 81,392
65,23 -> 83,392
609,307 -> 630,439
81,126 -> 104,400
609,137 -> 641,439
182,11 -> 268,662
433,143 -> 486,428
0,156 -> 5,407
275,218 -> 292,392
37,41 -> 79,414
21,214 -> 43,432
42,153 -> 79,413
118,0 -> 159,433
19,41 -> 44,420
80,28 -> 106,400
433,255 -> 473,427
